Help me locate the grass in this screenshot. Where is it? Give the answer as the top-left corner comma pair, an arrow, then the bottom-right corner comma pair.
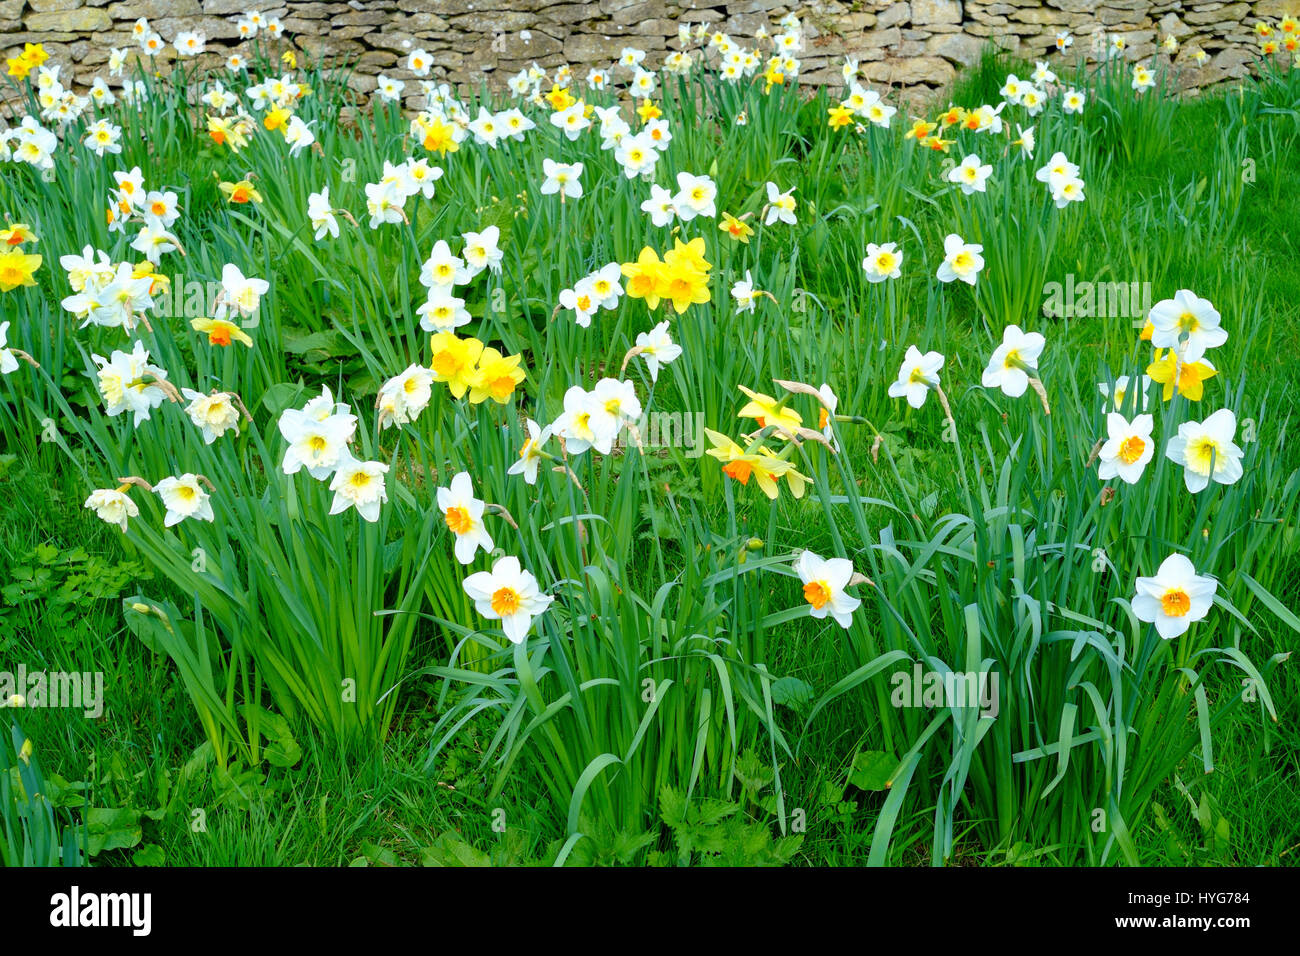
1,30 -> 1299,866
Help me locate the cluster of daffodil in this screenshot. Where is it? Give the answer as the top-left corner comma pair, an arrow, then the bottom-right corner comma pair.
620,237 -> 714,316
1254,15 -> 1300,61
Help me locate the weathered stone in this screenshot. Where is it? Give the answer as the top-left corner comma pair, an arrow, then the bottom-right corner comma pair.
911,0 -> 961,26
25,6 -> 109,29
927,30 -> 987,65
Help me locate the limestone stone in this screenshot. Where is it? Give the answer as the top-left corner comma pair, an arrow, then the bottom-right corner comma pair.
25,6 -> 109,29
927,30 -> 987,64
0,0 -> 1271,102
911,0 -> 961,26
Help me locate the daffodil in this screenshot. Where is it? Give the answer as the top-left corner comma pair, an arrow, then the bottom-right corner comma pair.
887,346 -> 944,409
553,385 -> 618,455
467,347 -> 525,405
155,474 -> 215,527
981,324 -> 1046,399
191,316 -> 254,347
328,453 -> 389,522
828,105 -> 855,129
218,179 -> 262,204
0,249 -> 41,291
1165,408 -> 1244,493
1147,349 -> 1217,401
737,385 -> 802,437
719,212 -> 754,243
936,234 -> 984,285
181,389 -> 242,443
376,364 -> 435,428
796,551 -> 861,629
462,556 -> 554,645
0,223 -> 36,247
862,242 -> 903,282
1097,413 -> 1155,484
947,153 -> 993,194
429,332 -> 484,400
508,419 -> 553,485
1147,289 -> 1227,364
84,488 -> 140,532
437,472 -> 494,564
1132,553 -> 1217,640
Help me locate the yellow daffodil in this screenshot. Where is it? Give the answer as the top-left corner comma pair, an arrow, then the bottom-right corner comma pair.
429,332 -> 484,399
828,105 -> 855,129
264,106 -> 292,132
6,43 -> 47,79
545,86 -> 575,110
191,316 -> 254,347
719,212 -> 754,243
0,249 -> 41,291
621,247 -> 669,310
1147,349 -> 1217,402
0,223 -> 36,247
704,429 -> 808,500
133,261 -> 170,297
636,100 -> 662,123
468,347 -> 526,405
418,116 -> 459,155
736,385 -> 803,437
937,105 -> 965,128
219,179 -> 263,204
905,118 -> 937,140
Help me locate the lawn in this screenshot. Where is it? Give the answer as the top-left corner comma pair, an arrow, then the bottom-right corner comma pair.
1,19 -> 1298,868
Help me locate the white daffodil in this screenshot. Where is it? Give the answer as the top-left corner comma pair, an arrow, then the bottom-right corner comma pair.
217,263 -> 268,320
436,471 -> 494,564
418,286 -> 471,332
887,345 -> 944,409
308,187 -> 340,240
541,158 -> 584,200
1147,290 -> 1227,364
553,385 -> 618,455
640,183 -> 678,227
376,364 -> 435,429
91,341 -> 169,426
462,555 -> 554,644
1132,553 -> 1218,639
862,242 -> 902,282
936,233 -> 984,285
508,419 -> 553,485
559,281 -> 599,328
328,453 -> 389,522
947,153 -> 993,195
796,550 -> 861,629
634,320 -> 682,382
1165,408 -> 1245,493
181,389 -> 241,443
84,488 -> 139,531
155,474 -> 215,527
673,171 -> 718,221
420,239 -> 467,288
1098,375 -> 1153,413
279,397 -> 357,479
1097,412 -> 1155,484
981,324 -> 1046,398
764,181 -> 797,225
461,225 -> 503,276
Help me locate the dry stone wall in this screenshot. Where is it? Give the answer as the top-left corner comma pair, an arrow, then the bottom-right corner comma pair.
2,0 -> 1292,100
